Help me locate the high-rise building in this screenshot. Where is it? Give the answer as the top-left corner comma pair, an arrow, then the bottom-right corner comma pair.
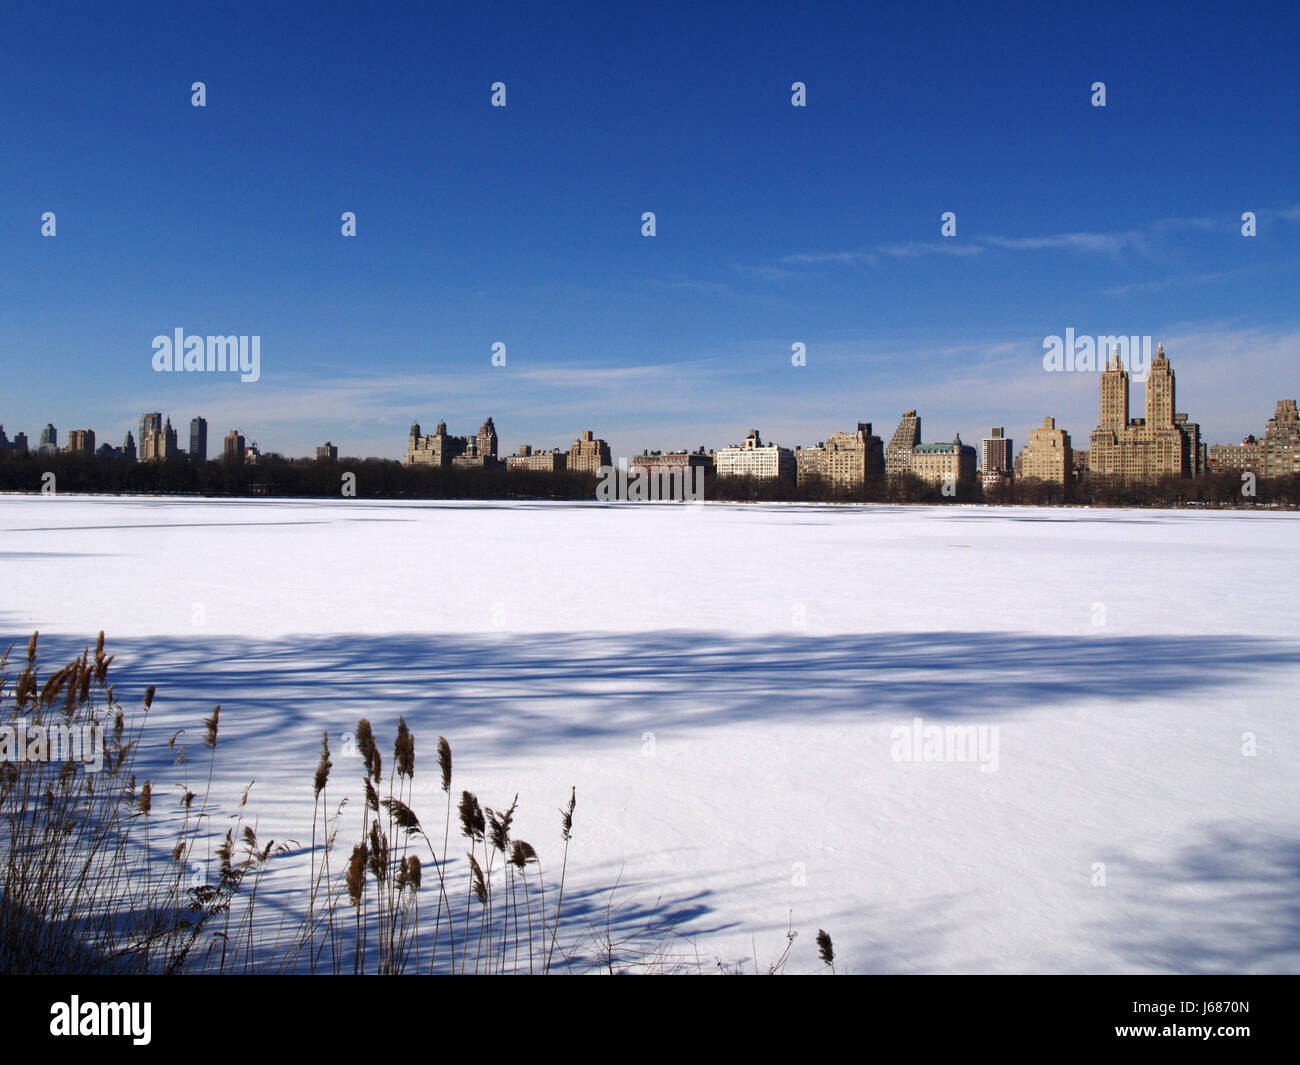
66,429 -> 96,455
795,423 -> 884,489
454,417 -> 501,468
1205,401 -> 1299,478
138,413 -> 162,461
316,442 -> 338,461
475,417 -> 498,462
160,418 -> 178,459
1089,345 -> 1198,479
190,418 -> 208,463
406,421 -> 458,466
405,417 -> 500,468
885,412 -> 977,489
567,430 -> 612,475
1015,417 -> 1073,483
11,432 -> 28,453
1174,412 -> 1204,475
1207,436 -> 1262,474
141,417 -> 179,461
1262,399 -> 1300,476
224,429 -> 246,464
123,431 -> 137,462
716,429 -> 795,481
981,427 -> 1013,474
885,411 -> 922,477
39,424 -> 57,454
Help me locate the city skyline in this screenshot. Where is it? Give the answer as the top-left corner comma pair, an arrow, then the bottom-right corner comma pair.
2,2 -> 1298,461
3,348 -> 1294,484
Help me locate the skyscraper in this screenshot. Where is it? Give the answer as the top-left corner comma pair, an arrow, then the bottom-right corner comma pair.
139,413 -> 162,460
476,417 -> 498,461
981,428 -> 1012,474
1262,399 -> 1300,476
66,429 -> 96,455
224,429 -> 246,464
885,411 -> 922,477
567,430 -> 613,475
795,422 -> 884,489
190,417 -> 208,463
1089,345 -> 1196,479
1015,417 -> 1072,483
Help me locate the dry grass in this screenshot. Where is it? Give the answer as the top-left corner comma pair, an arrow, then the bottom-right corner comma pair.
0,632 -> 276,974
2,632 -> 834,974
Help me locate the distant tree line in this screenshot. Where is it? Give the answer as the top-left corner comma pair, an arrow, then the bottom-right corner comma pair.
712,470 -> 1300,507
0,451 -> 598,500
1,450 -> 1296,507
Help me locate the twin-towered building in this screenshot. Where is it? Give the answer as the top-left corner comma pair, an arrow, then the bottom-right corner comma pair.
1088,344 -> 1203,479
405,417 -> 499,468
406,419 -> 614,474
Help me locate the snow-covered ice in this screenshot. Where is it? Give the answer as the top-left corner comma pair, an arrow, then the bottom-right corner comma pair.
2,495 -> 1297,973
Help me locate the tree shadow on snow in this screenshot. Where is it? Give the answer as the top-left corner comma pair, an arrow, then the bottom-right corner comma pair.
1097,822 -> 1300,974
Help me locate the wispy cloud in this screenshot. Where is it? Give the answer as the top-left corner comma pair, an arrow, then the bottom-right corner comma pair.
980,231 -> 1144,254
778,250 -> 879,266
767,205 -> 1300,278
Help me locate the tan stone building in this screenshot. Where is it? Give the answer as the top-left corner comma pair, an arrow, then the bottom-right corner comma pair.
141,417 -> 179,462
908,438 -> 978,488
65,429 -> 96,455
405,417 -> 499,468
1207,436 -> 1261,474
1262,399 -> 1300,476
1208,401 -> 1300,477
1015,417 -> 1073,483
885,411 -> 922,477
884,411 -> 976,488
1088,345 -> 1200,479
716,429 -> 795,481
223,430 -> 245,464
795,423 -> 884,489
506,445 -> 568,473
567,430 -> 612,475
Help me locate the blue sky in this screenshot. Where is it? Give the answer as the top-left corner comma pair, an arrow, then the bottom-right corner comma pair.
2,0 -> 1298,461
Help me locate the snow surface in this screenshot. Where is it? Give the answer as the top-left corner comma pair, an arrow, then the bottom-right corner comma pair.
2,494 -> 1297,973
